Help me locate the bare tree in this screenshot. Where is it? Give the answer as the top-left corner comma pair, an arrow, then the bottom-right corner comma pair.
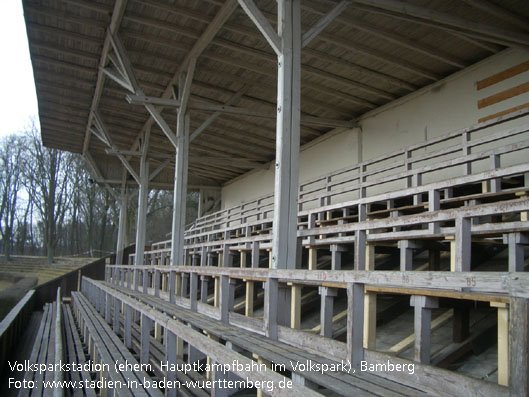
23,124 -> 75,263
0,135 -> 25,260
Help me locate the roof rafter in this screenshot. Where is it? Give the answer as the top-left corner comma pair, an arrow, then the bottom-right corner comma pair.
351,0 -> 529,49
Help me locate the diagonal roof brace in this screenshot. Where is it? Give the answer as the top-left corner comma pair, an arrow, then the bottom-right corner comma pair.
105,31 -> 179,148
90,109 -> 141,184
302,0 -> 350,48
238,0 -> 281,56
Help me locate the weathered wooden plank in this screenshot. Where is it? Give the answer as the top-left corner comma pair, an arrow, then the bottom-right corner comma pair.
85,278 -> 322,397
509,298 -> 529,396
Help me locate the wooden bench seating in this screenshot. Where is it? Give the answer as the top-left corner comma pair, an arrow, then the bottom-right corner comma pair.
19,302 -> 59,397
104,281 -> 431,397
71,291 -> 163,397
62,304 -> 96,397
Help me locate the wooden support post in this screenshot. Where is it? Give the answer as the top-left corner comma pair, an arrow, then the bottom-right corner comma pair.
490,154 -> 501,193
411,295 -> 439,364
504,232 -> 528,272
492,301 -> 510,386
455,217 -> 471,272
133,269 -> 139,291
347,283 -> 365,369
154,323 -> 162,342
200,276 -> 209,303
364,243 -> 376,350
222,243 -> 233,267
509,298 -> 528,396
264,278 -> 278,339
135,130 -> 150,268
207,252 -> 214,267
240,251 -> 247,268
113,297 -> 120,334
190,272 -> 198,312
175,273 -> 182,297
399,240 -> 419,271
228,278 -> 236,311
319,286 -> 337,338
290,284 -> 301,329
354,220 -> 367,270
201,246 -> 207,267
270,0 -> 301,272
308,248 -> 318,270
168,271 -> 176,303
251,241 -> 260,268
330,245 -> 345,270
105,292 -> 111,324
154,269 -> 160,297
219,275 -> 230,323
140,313 -> 151,365
214,277 -> 219,307
161,273 -> 167,292
245,280 -> 254,317
428,189 -> 440,234
116,190 -> 128,265
142,269 -> 149,294
170,81 -> 192,269
165,330 -> 177,397
181,273 -> 189,298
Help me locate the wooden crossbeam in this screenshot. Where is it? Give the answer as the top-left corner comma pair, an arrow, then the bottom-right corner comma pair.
127,94 -> 356,128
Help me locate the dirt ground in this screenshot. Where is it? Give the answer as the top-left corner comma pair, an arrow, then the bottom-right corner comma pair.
0,255 -> 94,285
0,255 -> 95,321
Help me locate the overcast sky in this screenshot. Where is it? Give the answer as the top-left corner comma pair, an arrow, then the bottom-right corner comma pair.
0,1 -> 39,138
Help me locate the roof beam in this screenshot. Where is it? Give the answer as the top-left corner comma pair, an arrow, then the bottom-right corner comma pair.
302,0 -> 349,48
127,95 -> 357,128
237,0 -> 281,56
82,0 -> 128,155
351,0 -> 529,49
190,156 -> 268,169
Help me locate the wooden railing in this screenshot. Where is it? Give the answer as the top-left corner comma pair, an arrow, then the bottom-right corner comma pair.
103,265 -> 529,396
130,160 -> 529,271
0,290 -> 35,377
183,108 -> 529,235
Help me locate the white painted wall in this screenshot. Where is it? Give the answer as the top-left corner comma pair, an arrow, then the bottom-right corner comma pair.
221,49 -> 529,209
